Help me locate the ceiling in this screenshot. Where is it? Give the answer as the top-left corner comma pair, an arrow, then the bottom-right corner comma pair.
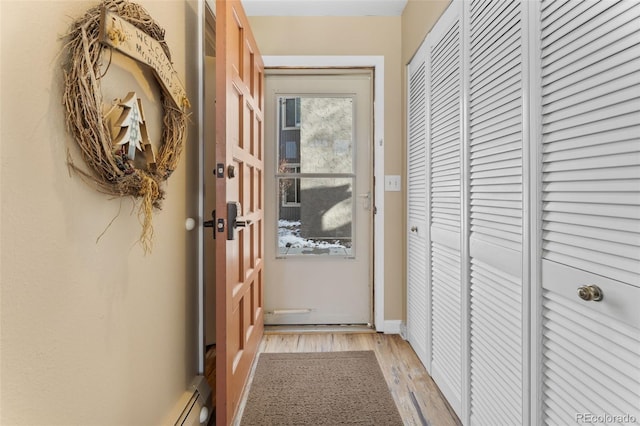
241,0 -> 409,16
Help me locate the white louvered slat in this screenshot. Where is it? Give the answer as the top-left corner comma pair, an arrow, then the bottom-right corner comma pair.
469,0 -> 524,424
430,20 -> 461,235
541,0 -> 640,287
541,14 -> 639,83
544,140 -> 639,163
541,1 -> 611,49
544,221 -> 640,247
431,240 -> 462,402
406,53 -> 429,367
469,0 -> 523,251
543,211 -> 637,233
542,2 -> 639,64
470,249 -> 524,426
542,54 -> 640,109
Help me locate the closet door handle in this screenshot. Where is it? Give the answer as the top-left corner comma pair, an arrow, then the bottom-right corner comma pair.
578,285 -> 603,302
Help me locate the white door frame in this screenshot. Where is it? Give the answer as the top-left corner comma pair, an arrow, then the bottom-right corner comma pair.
263,56 -> 387,332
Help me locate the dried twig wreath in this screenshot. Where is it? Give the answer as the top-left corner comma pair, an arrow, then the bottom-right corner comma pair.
62,0 -> 189,253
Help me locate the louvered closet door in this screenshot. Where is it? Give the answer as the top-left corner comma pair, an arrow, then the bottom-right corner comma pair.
539,1 -> 640,424
407,44 -> 430,368
427,1 -> 463,417
468,0 -> 526,425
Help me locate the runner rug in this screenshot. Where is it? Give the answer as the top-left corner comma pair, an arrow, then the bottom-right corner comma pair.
240,350 -> 403,425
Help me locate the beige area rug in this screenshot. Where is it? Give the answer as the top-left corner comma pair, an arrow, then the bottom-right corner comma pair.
240,351 -> 403,425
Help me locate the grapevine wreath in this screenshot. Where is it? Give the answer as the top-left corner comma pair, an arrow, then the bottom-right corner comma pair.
62,0 -> 189,252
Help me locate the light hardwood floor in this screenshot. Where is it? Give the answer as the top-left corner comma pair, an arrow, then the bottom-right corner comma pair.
232,332 -> 461,426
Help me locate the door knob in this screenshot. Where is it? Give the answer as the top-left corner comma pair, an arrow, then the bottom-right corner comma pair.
410,226 -> 418,232
577,285 -> 603,302
358,192 -> 371,210
227,202 -> 240,240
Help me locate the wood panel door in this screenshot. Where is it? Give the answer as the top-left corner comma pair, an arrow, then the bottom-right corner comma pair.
215,1 -> 264,424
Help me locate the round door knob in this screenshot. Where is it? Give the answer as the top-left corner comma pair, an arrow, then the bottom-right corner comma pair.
410,226 -> 418,232
577,285 -> 603,302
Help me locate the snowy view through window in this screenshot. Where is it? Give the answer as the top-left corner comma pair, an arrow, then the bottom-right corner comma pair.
278,220 -> 352,256
276,96 -> 355,257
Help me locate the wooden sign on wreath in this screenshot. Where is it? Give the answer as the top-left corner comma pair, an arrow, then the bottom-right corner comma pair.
62,0 -> 189,253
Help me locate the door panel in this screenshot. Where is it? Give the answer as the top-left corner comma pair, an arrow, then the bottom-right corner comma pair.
427,1 -> 463,417
468,0 -> 525,424
406,45 -> 430,368
264,73 -> 373,325
215,1 -> 264,424
539,0 -> 640,423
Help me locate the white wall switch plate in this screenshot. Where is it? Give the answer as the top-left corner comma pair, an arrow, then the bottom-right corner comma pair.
384,175 -> 401,192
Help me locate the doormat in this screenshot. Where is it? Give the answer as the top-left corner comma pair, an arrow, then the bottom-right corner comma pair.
240,351 -> 403,425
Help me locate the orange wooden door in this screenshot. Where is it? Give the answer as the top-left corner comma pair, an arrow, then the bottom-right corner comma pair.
215,1 -> 264,424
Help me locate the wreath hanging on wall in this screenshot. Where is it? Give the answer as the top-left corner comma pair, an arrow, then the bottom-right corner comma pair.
62,0 -> 189,253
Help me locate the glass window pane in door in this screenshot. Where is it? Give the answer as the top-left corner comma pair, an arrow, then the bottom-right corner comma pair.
277,177 -> 354,257
299,97 -> 354,174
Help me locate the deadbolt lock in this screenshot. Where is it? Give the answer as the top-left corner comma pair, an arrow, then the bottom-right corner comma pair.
216,163 -> 225,178
577,285 -> 603,302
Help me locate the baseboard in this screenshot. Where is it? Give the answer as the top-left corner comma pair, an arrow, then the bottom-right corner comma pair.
399,322 -> 407,339
265,325 -> 375,334
383,320 -> 404,335
171,376 -> 212,426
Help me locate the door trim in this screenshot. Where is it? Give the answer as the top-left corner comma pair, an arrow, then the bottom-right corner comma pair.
196,0 -> 206,375
263,55 -> 386,332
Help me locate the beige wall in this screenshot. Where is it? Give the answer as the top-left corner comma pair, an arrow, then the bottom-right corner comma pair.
401,0 -> 451,66
0,1 -> 200,424
0,2 -> 454,423
248,16 -> 405,321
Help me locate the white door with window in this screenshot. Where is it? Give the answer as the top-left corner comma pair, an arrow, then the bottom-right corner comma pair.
264,71 -> 373,325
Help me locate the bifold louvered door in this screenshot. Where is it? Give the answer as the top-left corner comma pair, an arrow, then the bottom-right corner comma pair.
468,0 -> 526,424
538,0 -> 640,424
427,1 -> 463,417
407,43 -> 430,368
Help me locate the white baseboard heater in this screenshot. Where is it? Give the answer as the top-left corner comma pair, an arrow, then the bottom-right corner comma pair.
174,376 -> 213,426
